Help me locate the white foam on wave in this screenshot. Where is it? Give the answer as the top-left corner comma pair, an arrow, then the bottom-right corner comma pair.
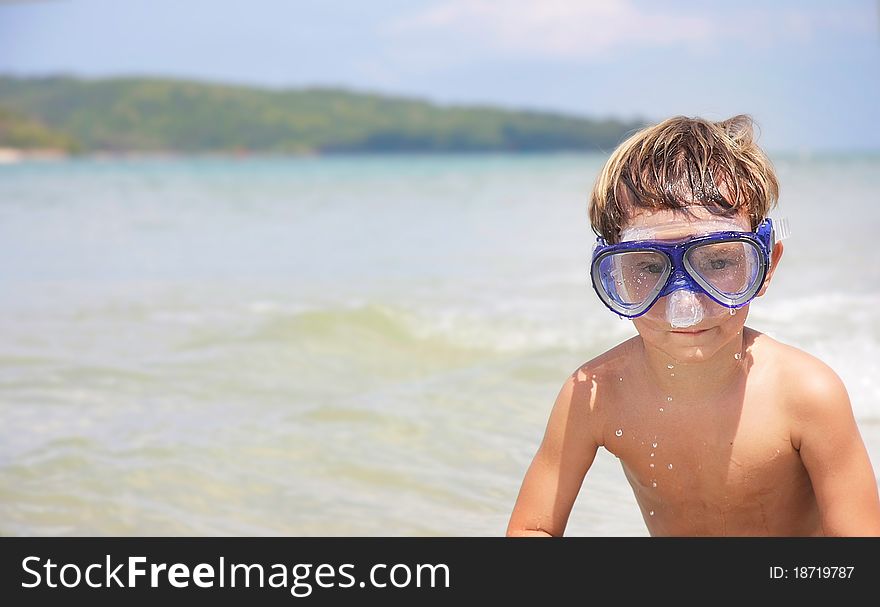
752,292 -> 880,329
393,291 -> 634,356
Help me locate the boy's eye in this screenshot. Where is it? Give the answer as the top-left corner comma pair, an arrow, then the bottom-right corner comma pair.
696,257 -> 737,272
690,244 -> 744,272
700,257 -> 743,272
638,262 -> 665,274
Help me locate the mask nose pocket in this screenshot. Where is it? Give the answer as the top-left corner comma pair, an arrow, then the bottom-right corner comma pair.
666,287 -> 703,328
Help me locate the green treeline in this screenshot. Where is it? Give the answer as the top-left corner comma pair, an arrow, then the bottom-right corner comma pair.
0,75 -> 643,154
0,105 -> 79,152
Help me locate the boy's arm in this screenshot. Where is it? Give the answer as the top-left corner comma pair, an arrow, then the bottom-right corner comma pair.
506,369 -> 601,537
791,363 -> 880,536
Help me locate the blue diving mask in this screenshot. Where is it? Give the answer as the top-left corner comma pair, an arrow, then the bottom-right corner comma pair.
590,217 -> 781,326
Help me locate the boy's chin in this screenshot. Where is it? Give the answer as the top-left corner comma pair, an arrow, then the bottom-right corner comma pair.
633,318 -> 745,362
654,335 -> 723,363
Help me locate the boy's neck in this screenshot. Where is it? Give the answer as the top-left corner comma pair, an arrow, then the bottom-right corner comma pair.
635,329 -> 750,402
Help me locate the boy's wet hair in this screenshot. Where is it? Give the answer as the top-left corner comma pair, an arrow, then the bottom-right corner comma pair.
589,115 -> 779,243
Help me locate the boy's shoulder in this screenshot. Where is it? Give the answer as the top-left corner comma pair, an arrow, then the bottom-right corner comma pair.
573,335 -> 641,381
747,329 -> 851,433
747,328 -> 843,389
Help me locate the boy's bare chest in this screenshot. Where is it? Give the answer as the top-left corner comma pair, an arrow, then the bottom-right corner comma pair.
601,387 -> 803,510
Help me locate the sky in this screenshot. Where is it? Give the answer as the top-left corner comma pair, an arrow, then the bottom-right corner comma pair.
1,0 -> 879,152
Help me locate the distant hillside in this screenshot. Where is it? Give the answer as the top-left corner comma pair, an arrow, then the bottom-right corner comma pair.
0,75 -> 643,154
0,105 -> 78,152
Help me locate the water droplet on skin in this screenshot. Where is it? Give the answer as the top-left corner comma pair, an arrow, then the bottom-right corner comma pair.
652,442 -> 658,448
670,373 -> 675,377
615,429 -> 623,437
649,463 -> 655,468
667,364 -> 674,369
667,396 -> 673,402
652,481 -> 657,488
649,511 -> 655,516
667,464 -> 673,470
729,308 -> 736,316
619,377 -> 623,381
734,352 -> 741,360
650,452 -> 655,457
659,407 -> 664,412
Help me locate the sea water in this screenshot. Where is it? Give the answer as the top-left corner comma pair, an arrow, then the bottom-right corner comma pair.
1,153 -> 878,536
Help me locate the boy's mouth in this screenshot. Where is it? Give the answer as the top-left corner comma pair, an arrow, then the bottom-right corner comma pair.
669,327 -> 711,335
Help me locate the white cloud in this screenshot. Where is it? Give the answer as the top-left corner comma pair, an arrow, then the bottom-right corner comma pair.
389,0 -> 714,59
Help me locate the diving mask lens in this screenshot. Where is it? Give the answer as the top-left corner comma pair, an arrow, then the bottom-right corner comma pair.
594,249 -> 670,315
684,240 -> 762,304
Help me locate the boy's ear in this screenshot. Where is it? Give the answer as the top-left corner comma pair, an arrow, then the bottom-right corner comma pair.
757,241 -> 784,297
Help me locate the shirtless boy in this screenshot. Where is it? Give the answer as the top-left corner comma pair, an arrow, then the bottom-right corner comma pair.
507,115 -> 880,536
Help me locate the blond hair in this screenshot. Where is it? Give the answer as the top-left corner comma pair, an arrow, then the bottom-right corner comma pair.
588,115 -> 779,243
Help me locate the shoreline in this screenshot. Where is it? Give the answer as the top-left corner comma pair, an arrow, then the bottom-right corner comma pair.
0,148 -> 609,165
0,147 -> 70,164
2,147 -> 879,166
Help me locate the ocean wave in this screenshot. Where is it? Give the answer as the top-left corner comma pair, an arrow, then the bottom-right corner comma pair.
226,297 -> 633,359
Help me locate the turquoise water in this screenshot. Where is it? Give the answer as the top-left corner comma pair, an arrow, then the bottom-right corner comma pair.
1,153 -> 879,535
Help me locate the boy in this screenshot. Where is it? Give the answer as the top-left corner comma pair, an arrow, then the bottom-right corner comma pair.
507,115 -> 880,536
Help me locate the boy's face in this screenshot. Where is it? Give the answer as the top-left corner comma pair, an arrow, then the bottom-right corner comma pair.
622,208 -> 754,362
